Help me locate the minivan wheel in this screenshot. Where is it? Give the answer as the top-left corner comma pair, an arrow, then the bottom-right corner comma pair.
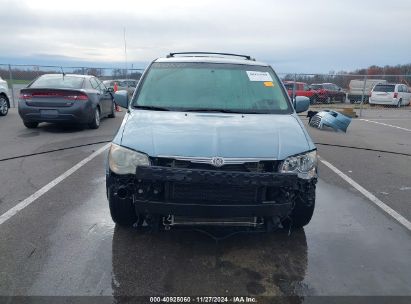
23,121 -> 39,128
88,107 -> 100,129
284,184 -> 316,228
108,190 -> 138,227
0,96 -> 9,116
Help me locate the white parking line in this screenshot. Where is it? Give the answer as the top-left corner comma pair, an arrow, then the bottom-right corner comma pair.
2,142 -> 410,232
320,157 -> 411,231
359,119 -> 411,132
362,118 -> 410,121
0,144 -> 110,226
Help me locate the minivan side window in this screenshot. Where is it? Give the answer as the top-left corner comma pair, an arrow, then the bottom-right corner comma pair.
398,85 -> 403,93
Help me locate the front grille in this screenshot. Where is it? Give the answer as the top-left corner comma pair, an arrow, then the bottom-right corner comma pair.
151,157 -> 278,173
309,115 -> 321,128
132,166 -> 299,206
170,183 -> 259,204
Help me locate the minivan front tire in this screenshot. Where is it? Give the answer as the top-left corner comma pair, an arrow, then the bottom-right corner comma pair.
108,191 -> 138,227
284,184 -> 316,228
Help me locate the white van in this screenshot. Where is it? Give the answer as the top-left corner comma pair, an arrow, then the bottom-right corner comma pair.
370,83 -> 411,107
347,79 -> 386,103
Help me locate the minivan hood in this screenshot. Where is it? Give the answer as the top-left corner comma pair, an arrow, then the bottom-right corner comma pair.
117,110 -> 313,160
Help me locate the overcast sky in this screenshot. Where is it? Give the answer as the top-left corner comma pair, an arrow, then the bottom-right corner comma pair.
0,0 -> 410,73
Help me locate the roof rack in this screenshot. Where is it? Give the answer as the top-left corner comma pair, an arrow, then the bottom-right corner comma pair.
166,52 -> 255,61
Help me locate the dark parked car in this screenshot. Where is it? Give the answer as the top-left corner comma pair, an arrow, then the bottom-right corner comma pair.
18,74 -> 116,129
310,83 -> 346,103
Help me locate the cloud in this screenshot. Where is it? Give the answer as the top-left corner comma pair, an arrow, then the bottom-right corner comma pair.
0,0 -> 410,72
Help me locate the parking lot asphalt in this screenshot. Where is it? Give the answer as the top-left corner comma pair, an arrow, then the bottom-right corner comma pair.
300,110 -> 411,222
0,109 -> 120,216
0,108 -> 410,298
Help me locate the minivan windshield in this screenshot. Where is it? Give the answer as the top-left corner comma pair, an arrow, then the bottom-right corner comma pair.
133,62 -> 291,114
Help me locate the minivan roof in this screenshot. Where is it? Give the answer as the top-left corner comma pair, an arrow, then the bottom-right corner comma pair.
155,56 -> 269,67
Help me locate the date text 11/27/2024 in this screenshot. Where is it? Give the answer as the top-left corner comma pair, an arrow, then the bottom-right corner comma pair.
149,296 -> 257,303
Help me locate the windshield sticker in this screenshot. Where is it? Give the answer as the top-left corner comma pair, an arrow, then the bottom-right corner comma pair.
246,71 -> 273,82
264,81 -> 274,87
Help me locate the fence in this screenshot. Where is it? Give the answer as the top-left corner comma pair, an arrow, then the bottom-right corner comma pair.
0,64 -> 145,108
1,64 -> 410,117
277,72 -> 411,117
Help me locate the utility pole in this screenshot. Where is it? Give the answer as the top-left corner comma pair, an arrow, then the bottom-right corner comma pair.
359,74 -> 367,118
8,65 -> 15,107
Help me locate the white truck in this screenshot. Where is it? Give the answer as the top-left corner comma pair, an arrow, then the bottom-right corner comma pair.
347,79 -> 387,104
0,76 -> 10,116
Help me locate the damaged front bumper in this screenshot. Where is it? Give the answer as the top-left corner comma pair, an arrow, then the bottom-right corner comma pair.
106,165 -> 316,219
309,110 -> 352,132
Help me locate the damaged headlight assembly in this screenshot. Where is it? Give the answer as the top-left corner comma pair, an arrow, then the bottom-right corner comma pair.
279,150 -> 317,179
109,144 -> 150,175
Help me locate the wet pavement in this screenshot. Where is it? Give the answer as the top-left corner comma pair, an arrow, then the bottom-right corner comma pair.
1,154 -> 410,298
0,109 -> 411,300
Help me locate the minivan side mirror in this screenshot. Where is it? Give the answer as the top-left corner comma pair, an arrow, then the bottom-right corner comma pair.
294,96 -> 310,113
114,90 -> 129,109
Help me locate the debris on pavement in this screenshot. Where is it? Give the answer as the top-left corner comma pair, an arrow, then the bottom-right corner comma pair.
308,110 -> 352,132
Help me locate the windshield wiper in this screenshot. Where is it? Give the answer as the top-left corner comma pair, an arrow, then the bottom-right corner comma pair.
133,105 -> 171,111
184,108 -> 246,114
185,108 -> 268,114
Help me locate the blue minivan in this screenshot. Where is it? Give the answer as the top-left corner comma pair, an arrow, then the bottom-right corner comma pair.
106,52 -> 317,231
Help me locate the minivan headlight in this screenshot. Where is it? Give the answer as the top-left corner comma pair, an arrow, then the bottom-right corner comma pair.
280,150 -> 317,179
109,144 -> 150,175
